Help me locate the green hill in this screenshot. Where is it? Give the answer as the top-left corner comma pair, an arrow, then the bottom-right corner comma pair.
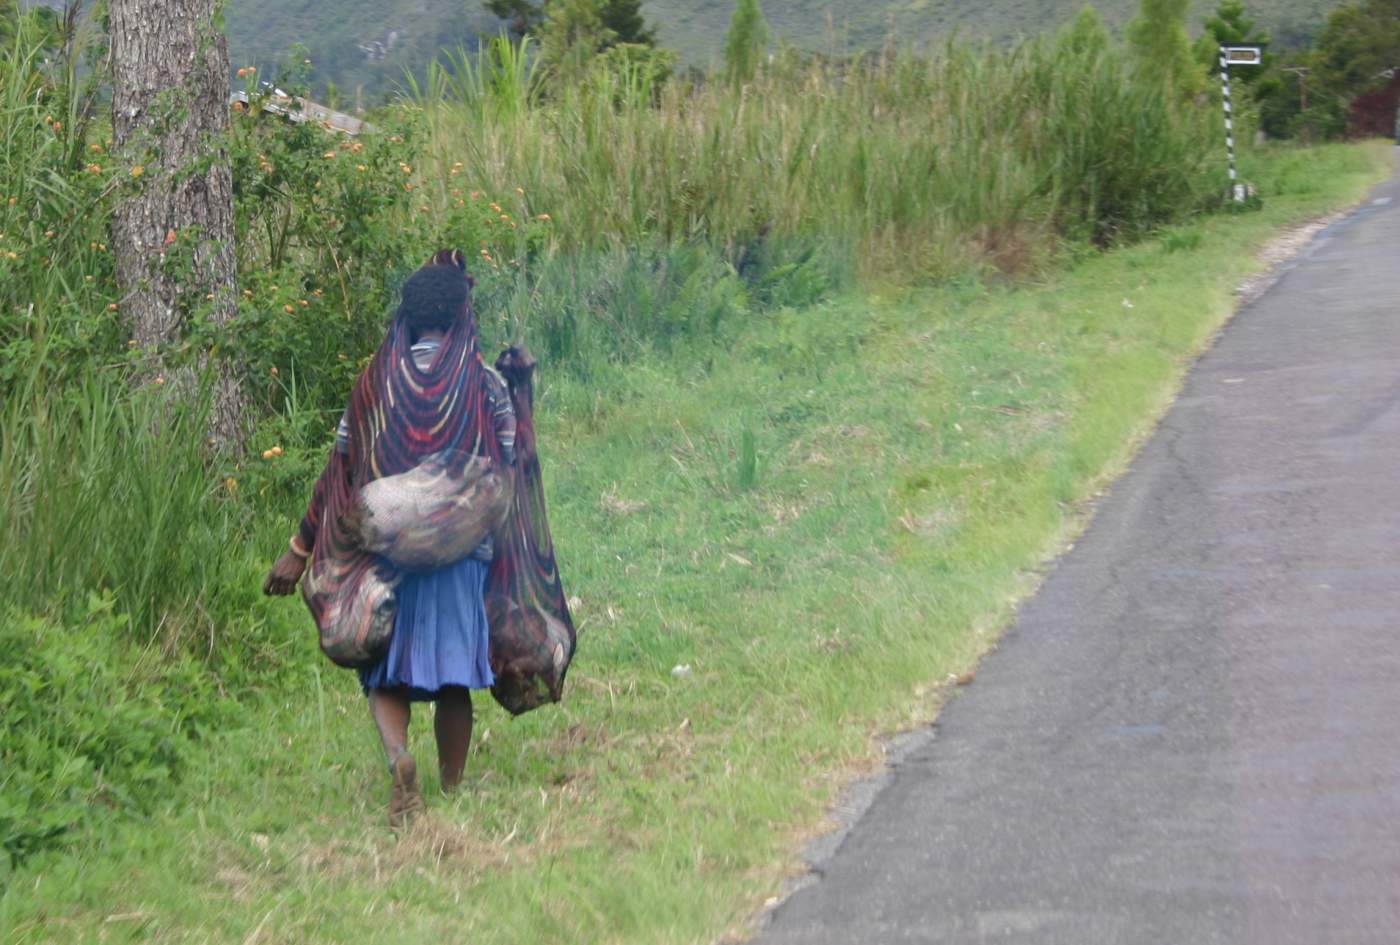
642,0 -> 1339,65
224,0 -> 1340,98
225,0 -> 500,103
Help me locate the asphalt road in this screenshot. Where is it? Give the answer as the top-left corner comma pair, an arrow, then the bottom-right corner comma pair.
753,167 -> 1400,944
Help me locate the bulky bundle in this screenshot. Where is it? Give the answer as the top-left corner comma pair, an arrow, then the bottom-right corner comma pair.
354,450 -> 510,572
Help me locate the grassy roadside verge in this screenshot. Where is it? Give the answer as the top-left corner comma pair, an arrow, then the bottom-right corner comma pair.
3,141 -> 1391,943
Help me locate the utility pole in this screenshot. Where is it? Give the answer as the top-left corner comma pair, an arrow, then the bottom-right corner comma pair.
1283,65 -> 1310,142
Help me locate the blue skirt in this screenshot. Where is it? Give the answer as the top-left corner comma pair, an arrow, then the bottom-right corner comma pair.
359,556 -> 495,701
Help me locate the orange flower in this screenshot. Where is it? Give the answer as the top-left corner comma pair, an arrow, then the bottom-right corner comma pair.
283,304 -> 295,313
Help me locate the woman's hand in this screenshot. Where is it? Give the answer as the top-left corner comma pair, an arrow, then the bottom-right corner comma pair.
263,550 -> 307,596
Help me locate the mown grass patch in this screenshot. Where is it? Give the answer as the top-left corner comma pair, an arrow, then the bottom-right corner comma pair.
2,140 -> 1390,943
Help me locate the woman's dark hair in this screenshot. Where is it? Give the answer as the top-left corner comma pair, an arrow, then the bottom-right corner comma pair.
397,262 -> 472,333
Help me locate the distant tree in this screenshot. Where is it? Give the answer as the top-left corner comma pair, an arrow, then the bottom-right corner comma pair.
1,0 -> 60,52
485,0 -> 546,41
489,0 -> 655,49
531,0 -> 660,87
723,0 -> 769,85
1309,0 -> 1400,135
1057,6 -> 1112,59
1196,0 -> 1272,87
1126,0 -> 1201,97
537,0 -> 614,83
1311,0 -> 1400,93
599,0 -> 654,46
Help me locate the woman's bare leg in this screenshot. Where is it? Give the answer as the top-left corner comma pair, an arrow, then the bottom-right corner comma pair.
368,687 -> 411,761
368,688 -> 422,827
434,685 -> 473,792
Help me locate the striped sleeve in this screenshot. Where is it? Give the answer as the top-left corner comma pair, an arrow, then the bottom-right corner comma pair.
485,369 -> 516,466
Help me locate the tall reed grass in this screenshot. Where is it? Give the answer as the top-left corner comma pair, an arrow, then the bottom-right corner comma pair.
0,14 -> 118,388
414,14 -> 1219,283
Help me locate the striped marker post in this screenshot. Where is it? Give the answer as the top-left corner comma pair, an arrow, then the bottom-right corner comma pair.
1219,48 -> 1241,201
1219,45 -> 1263,203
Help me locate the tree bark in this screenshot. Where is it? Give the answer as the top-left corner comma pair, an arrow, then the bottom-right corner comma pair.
109,0 -> 243,447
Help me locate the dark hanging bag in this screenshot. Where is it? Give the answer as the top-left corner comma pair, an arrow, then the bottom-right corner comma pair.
485,346 -> 578,715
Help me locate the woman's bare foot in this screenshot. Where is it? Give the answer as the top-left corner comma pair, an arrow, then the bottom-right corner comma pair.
388,751 -> 424,829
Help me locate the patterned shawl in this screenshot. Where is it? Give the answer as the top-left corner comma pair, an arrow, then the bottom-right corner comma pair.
298,250 -> 575,715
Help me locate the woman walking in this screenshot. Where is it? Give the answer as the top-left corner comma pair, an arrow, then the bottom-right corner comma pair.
263,249 -> 515,828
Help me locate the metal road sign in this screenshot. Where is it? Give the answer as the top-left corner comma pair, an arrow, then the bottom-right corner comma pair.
1223,46 -> 1264,65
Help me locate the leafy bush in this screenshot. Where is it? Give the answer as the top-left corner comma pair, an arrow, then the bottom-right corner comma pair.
0,595 -> 230,868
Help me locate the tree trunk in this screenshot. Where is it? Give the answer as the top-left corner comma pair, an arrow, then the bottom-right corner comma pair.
109,0 -> 243,447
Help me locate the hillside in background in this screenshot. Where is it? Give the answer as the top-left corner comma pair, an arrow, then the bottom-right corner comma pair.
645,0 -> 1337,65
230,0 -> 1336,100
225,0 -> 499,103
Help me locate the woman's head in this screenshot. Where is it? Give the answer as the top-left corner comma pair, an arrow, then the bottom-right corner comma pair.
397,251 -> 475,335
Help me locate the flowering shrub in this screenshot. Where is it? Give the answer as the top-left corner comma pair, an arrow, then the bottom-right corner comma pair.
224,82 -> 554,418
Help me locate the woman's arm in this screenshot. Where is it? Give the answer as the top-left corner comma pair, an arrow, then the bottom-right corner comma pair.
263,424 -> 352,596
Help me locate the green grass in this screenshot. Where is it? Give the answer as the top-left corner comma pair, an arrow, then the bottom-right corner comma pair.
3,140 -> 1389,943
